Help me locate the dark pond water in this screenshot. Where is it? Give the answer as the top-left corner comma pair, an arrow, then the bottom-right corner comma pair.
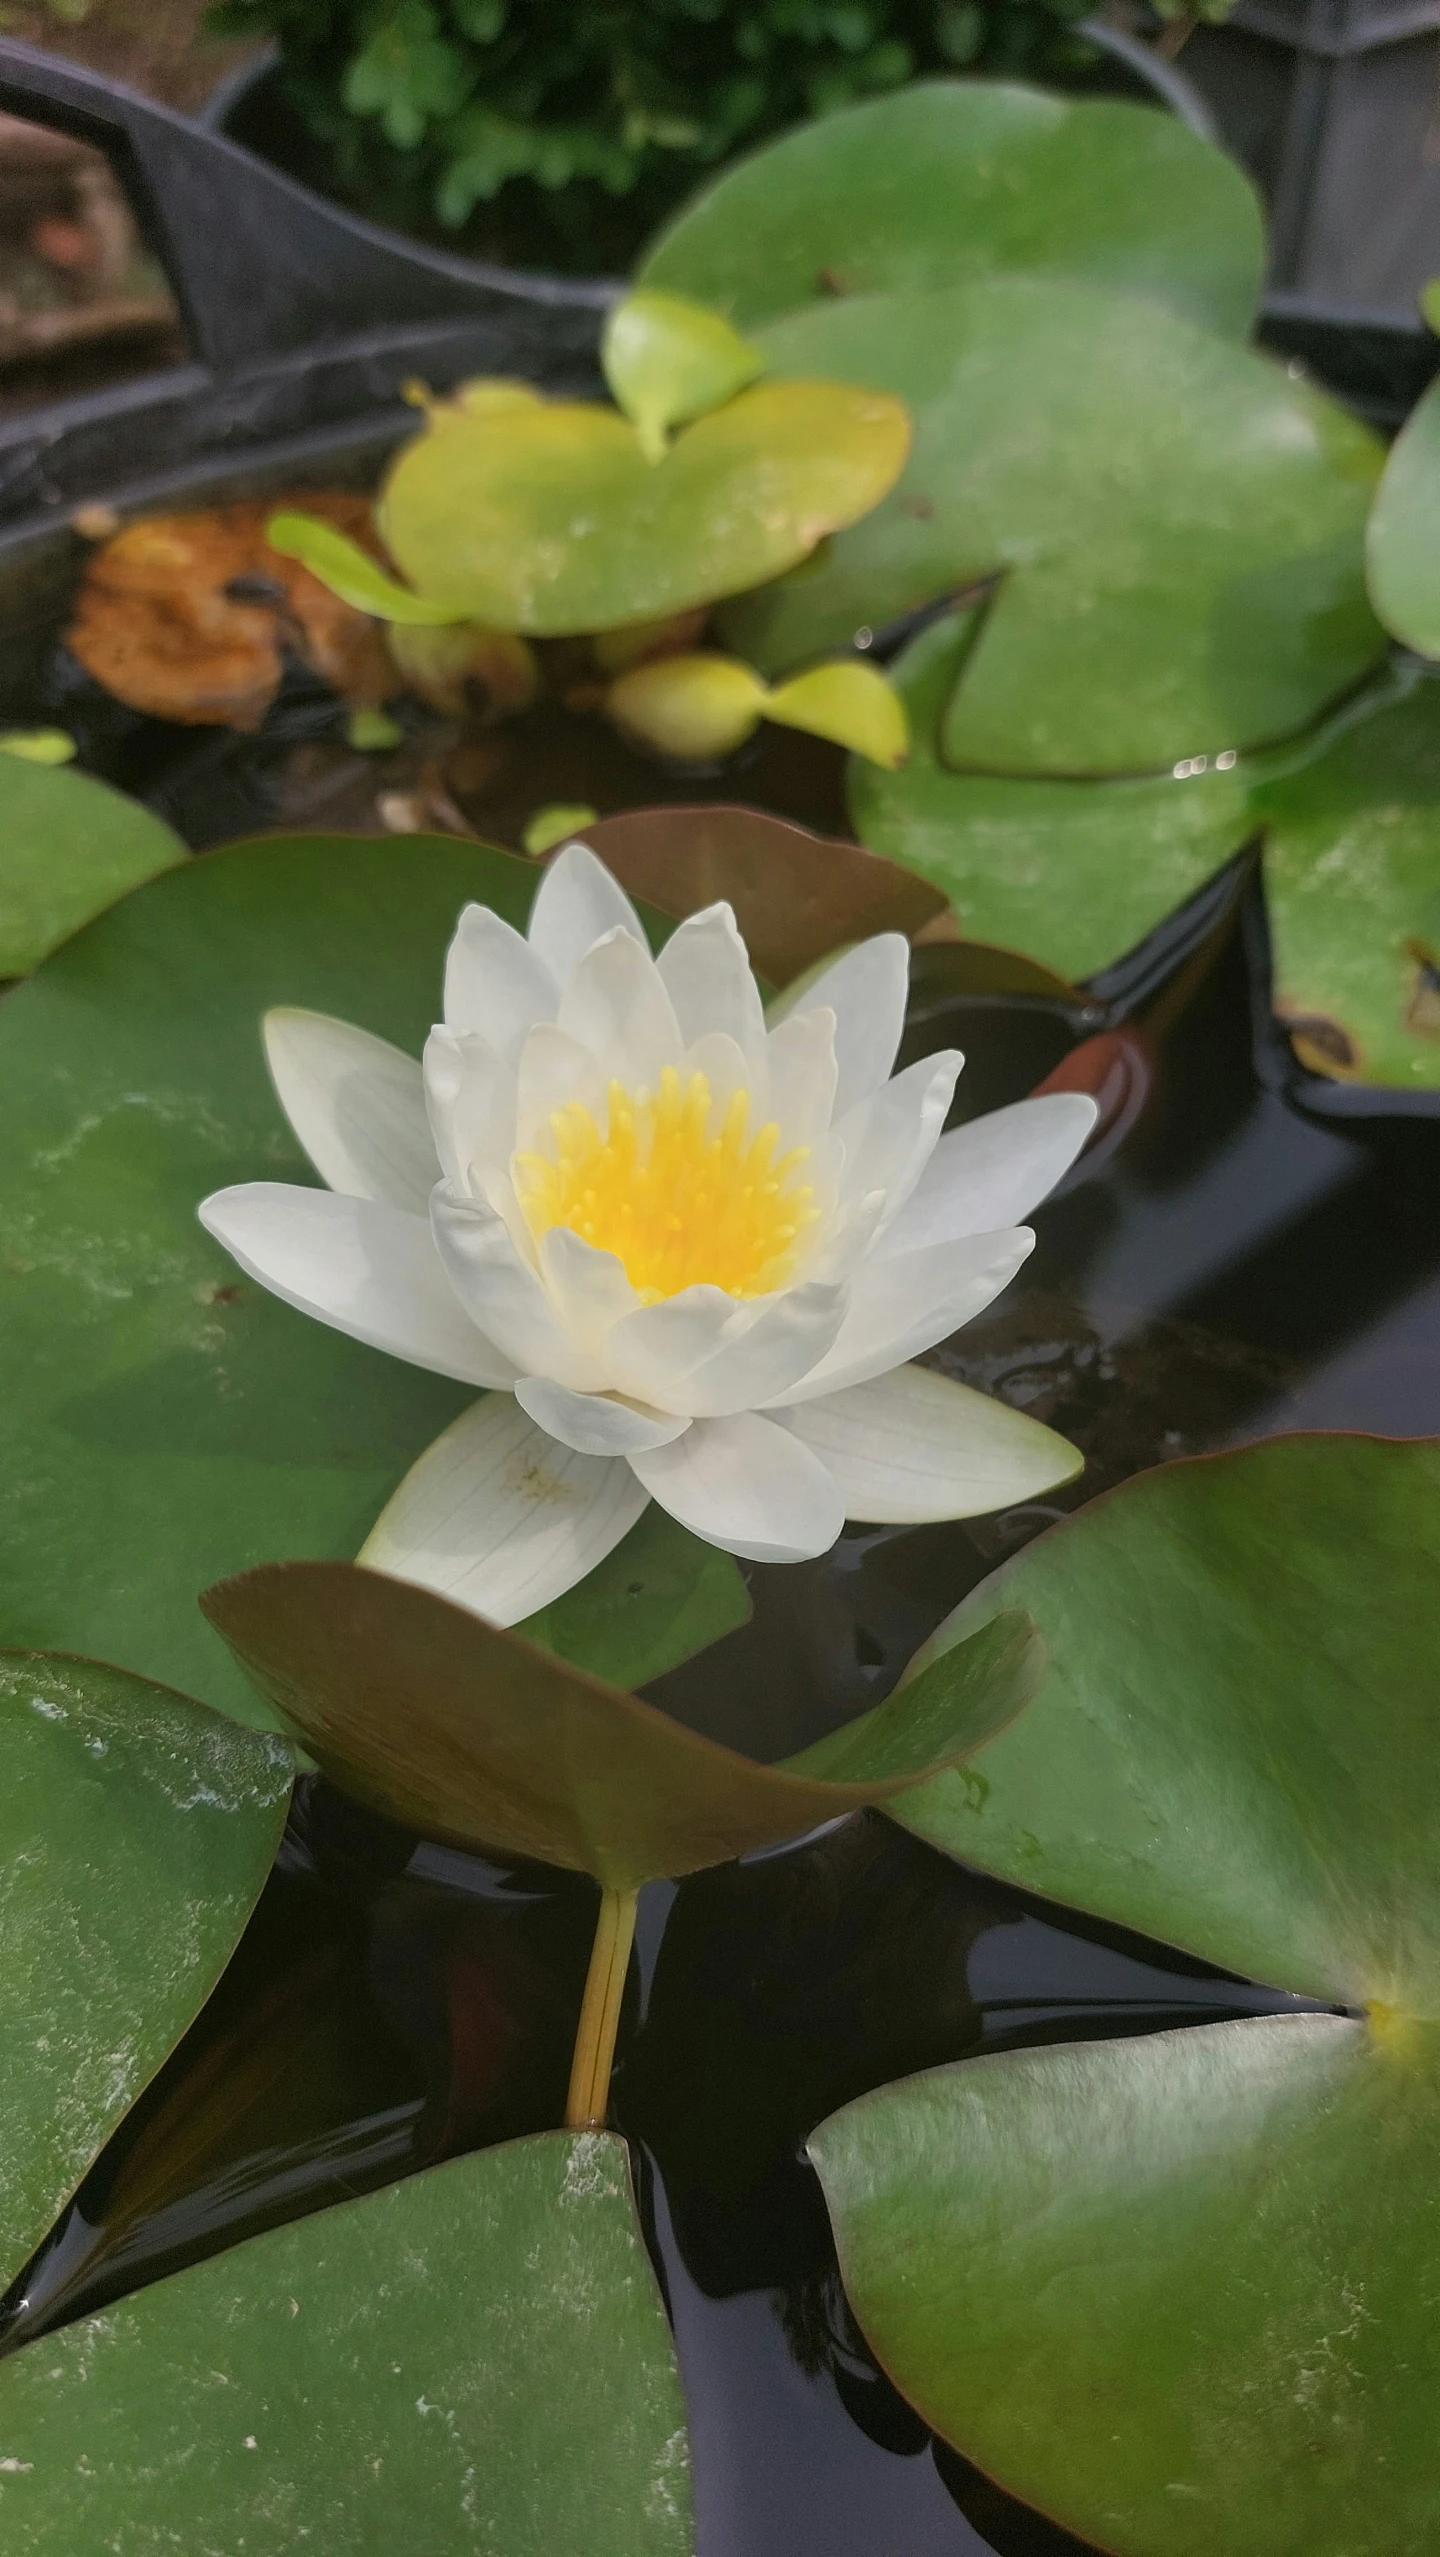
5,692 -> 1440,2555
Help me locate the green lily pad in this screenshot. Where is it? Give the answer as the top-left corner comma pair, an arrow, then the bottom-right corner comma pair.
810,1435 -> 1440,2553
0,754 -> 184,979
719,277 -> 1384,774
1366,363 -> 1440,657
0,831 -> 733,1728
377,376 -> 910,635
849,610 -> 1254,977
201,1557 -> 1042,1888
0,2132 -> 694,2556
640,80 -> 1264,340
0,1650 -> 291,2292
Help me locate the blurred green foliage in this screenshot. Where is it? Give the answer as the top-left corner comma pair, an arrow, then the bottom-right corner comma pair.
204,0 -> 1110,269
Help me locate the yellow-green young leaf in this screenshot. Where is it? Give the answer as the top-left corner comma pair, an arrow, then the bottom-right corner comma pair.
1422,278 -> 1440,334
377,379 -> 911,635
1366,369 -> 1440,658
266,510 -> 461,625
345,706 -> 403,752
765,659 -> 909,767
386,621 -> 539,716
602,288 -> 765,463
522,803 -> 600,857
605,652 -> 768,759
0,728 -> 76,765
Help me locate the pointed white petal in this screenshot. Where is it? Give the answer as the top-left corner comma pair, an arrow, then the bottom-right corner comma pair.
539,1226 -> 641,1354
785,1362 -> 1082,1523
796,935 -> 910,1119
766,1226 -> 1035,1405
443,902 -> 558,1048
629,1411 -> 845,1563
199,1183 -> 513,1385
431,1183 -> 606,1390
423,1026 -> 512,1194
878,1093 -> 1099,1258
610,1280 -> 849,1417
514,1022 -> 608,1155
360,1395 -> 646,1626
528,842 -> 646,979
515,1374 -> 691,1455
765,1004 -> 838,1145
557,927 -> 682,1092
657,903 -> 766,1077
679,1029 -> 753,1124
261,1009 -> 436,1213
834,1049 -> 963,1235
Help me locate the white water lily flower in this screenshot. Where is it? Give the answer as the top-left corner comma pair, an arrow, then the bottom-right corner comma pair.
200,844 -> 1095,1624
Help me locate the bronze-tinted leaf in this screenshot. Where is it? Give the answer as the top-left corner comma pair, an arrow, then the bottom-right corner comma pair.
200,1559 -> 1041,1891
573,803 -> 945,983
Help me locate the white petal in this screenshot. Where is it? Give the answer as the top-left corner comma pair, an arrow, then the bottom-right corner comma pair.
795,935 -> 910,1119
515,1374 -> 691,1455
766,1226 -> 1035,1405
443,902 -> 557,1049
765,1005 -> 838,1145
834,1049 -> 963,1236
629,1411 -> 845,1563
431,1183 -> 605,1390
514,1022 -> 608,1156
657,903 -> 766,1078
878,1093 -> 1099,1258
423,1026 -> 511,1194
784,1363 -> 1081,1523
262,1009 -> 436,1214
528,841 -> 646,979
360,1395 -> 647,1626
611,1280 -> 849,1417
557,927 -> 682,1092
199,1183 -> 513,1385
539,1225 -> 641,1354
679,1030 -> 753,1124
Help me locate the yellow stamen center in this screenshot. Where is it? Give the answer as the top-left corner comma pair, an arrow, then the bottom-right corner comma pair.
515,1066 -> 818,1304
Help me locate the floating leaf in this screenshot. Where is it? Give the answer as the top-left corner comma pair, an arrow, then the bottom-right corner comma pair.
576,801 -> 945,983
377,377 -> 910,635
345,705 -> 404,752
602,287 -> 764,462
0,2133 -> 694,2557
812,1435 -> 1440,2555
267,509 -> 461,625
201,1558 -> 1042,1889
0,753 -> 185,979
606,651 -> 769,760
764,658 -> 908,768
850,611 -> 1253,978
641,80 -> 1264,339
720,278 -> 1383,774
518,1502 -> 751,1690
0,832 -> 605,1724
1366,361 -> 1440,656
0,728 -> 76,766
522,801 -> 601,857
0,1651 -> 291,2291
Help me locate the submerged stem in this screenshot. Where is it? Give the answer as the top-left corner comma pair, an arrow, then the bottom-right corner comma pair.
565,1884 -> 639,2129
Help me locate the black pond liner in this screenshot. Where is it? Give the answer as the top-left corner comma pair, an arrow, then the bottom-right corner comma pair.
1,37 -> 1439,2557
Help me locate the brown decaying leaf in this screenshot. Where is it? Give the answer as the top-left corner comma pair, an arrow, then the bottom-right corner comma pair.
66,495 -> 395,730
572,802 -> 946,985
201,1560 -> 1040,1893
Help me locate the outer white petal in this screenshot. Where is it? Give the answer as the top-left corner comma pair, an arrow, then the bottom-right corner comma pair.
657,903 -> 766,1078
834,1049 -> 963,1235
765,1005 -> 838,1145
784,1362 -> 1082,1523
629,1411 -> 845,1563
878,1093 -> 1099,1258
766,1226 -> 1035,1405
794,935 -> 910,1120
443,902 -> 557,1049
431,1184 -> 606,1390
607,1279 -> 849,1416
528,841 -> 646,978
515,1374 -> 691,1455
423,1026 -> 511,1193
557,927 -> 683,1092
199,1182 -> 514,1385
360,1395 -> 647,1626
539,1226 -> 641,1356
262,1009 -> 436,1214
